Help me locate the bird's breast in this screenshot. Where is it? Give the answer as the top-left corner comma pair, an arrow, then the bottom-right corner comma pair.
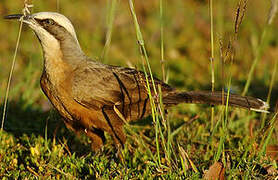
43,55 -> 73,86
40,54 -> 77,117
40,70 -> 74,121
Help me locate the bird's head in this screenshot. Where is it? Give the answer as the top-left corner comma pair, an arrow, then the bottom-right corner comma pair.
5,12 -> 83,61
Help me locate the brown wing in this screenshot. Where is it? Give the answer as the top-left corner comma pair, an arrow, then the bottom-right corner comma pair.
71,61 -> 173,121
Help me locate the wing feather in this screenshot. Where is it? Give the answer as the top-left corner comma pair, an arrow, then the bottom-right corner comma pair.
71,61 -> 173,120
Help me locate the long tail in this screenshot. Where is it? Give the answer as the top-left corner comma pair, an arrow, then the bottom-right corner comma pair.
163,91 -> 269,112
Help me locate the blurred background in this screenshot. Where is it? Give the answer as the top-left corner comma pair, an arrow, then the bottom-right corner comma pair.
0,0 -> 277,178
1,0 -> 278,105
1,0 -> 277,109
1,0 -> 277,137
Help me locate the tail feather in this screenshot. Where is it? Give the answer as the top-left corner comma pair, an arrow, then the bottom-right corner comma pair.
163,91 -> 269,112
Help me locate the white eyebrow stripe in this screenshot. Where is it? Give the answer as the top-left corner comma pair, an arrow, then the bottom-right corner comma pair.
32,12 -> 79,45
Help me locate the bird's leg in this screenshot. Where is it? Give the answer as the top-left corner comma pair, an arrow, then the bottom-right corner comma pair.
64,120 -> 105,151
53,119 -> 63,139
63,120 -> 83,136
86,128 -> 106,151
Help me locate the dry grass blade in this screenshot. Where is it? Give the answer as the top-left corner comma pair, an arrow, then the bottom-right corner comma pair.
1,21 -> 23,130
1,1 -> 33,130
113,103 -> 128,124
179,146 -> 198,173
47,164 -> 77,179
26,166 -> 40,177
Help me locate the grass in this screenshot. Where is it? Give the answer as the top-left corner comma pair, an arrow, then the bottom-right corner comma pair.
1,16 -> 23,130
0,0 -> 278,179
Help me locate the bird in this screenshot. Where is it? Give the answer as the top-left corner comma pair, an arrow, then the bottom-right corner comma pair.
4,12 -> 269,151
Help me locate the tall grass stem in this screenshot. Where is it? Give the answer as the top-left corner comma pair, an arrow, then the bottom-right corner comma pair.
160,0 -> 166,82
56,0 -> 60,12
261,57 -> 277,127
242,29 -> 267,96
1,20 -> 23,130
128,0 -> 162,166
209,0 -> 215,131
102,0 -> 117,62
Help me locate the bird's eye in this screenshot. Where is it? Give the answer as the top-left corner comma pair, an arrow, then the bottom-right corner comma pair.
44,19 -> 54,25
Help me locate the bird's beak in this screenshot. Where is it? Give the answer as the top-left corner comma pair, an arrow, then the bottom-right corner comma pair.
4,14 -> 24,20
4,14 -> 34,26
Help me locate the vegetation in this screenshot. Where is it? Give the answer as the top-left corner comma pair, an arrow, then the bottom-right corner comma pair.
0,0 -> 277,179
